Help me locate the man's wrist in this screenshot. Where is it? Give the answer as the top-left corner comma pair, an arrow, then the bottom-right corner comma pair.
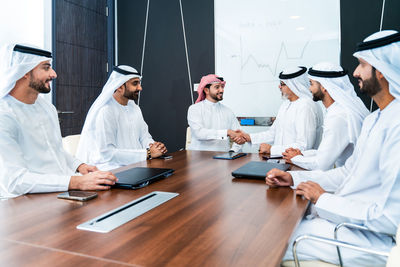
76,163 -> 85,173
146,148 -> 152,160
69,176 -> 78,189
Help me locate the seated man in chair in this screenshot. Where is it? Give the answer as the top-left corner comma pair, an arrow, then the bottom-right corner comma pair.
267,30 -> 400,266
0,44 -> 116,199
187,74 -> 242,152
234,67 -> 323,157
76,65 -> 167,170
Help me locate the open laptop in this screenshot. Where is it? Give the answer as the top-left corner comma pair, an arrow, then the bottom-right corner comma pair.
113,167 -> 174,189
231,161 -> 290,179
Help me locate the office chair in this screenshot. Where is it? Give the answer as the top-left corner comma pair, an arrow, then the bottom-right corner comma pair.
62,134 -> 81,157
185,126 -> 191,150
288,222 -> 397,267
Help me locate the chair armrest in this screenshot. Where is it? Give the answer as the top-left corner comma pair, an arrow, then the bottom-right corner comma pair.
292,234 -> 390,267
334,222 -> 395,240
334,222 -> 395,266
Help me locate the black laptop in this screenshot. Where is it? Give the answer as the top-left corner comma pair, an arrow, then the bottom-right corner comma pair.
113,167 -> 174,189
231,161 -> 290,179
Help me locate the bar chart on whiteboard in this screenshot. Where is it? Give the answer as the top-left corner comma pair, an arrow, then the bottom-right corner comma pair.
215,0 -> 340,117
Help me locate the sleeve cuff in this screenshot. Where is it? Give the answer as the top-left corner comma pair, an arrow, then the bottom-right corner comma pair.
231,143 -> 242,152
270,145 -> 283,156
249,133 -> 261,144
302,149 -> 317,157
72,158 -> 84,173
288,171 -> 306,188
315,192 -> 331,210
60,175 -> 72,191
217,129 -> 228,140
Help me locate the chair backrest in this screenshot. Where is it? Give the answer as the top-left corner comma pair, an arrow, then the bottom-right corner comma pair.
185,127 -> 191,150
62,134 -> 81,157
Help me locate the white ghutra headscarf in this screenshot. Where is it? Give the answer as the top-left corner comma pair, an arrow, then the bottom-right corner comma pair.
279,66 -> 312,99
353,30 -> 400,99
308,62 -> 370,144
0,44 -> 52,99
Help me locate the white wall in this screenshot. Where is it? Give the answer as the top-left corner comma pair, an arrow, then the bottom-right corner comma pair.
0,0 -> 53,101
215,0 -> 341,117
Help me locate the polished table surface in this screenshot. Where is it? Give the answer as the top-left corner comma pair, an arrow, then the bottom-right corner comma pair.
0,150 -> 308,267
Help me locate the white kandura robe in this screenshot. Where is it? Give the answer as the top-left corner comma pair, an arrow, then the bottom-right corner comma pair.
84,97 -> 154,171
187,99 -> 242,152
291,102 -> 355,171
284,99 -> 400,266
250,97 -> 323,156
0,95 -> 82,199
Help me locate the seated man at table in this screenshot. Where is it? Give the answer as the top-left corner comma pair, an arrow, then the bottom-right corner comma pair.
282,62 -> 369,170
0,44 -> 117,199
187,74 -> 242,152
234,67 -> 323,156
76,65 -> 167,170
267,30 -> 400,266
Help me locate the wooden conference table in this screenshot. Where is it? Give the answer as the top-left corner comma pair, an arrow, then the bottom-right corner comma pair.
0,150 -> 308,267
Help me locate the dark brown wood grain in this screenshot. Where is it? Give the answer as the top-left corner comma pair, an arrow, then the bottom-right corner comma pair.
0,151 -> 308,267
54,0 -> 108,136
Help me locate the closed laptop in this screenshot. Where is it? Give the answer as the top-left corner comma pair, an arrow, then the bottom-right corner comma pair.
231,161 -> 290,179
113,167 -> 174,189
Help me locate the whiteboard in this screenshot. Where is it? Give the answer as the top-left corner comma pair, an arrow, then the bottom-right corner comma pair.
215,0 -> 341,117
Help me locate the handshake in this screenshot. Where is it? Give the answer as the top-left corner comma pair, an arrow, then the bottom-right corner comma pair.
227,129 -> 251,145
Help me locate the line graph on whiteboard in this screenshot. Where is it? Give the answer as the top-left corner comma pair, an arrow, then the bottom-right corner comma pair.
215,0 -> 340,117
230,36 -> 311,85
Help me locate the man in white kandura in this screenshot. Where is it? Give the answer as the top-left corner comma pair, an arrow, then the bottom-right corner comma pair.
76,65 -> 167,171
0,44 -> 117,199
187,74 -> 242,152
267,30 -> 400,266
235,67 -> 323,156
282,62 -> 369,170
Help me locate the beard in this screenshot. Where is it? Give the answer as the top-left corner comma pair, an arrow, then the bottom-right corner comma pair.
210,92 -> 223,102
29,76 -> 51,94
281,93 -> 289,100
312,87 -> 324,102
359,70 -> 382,97
124,89 -> 140,101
